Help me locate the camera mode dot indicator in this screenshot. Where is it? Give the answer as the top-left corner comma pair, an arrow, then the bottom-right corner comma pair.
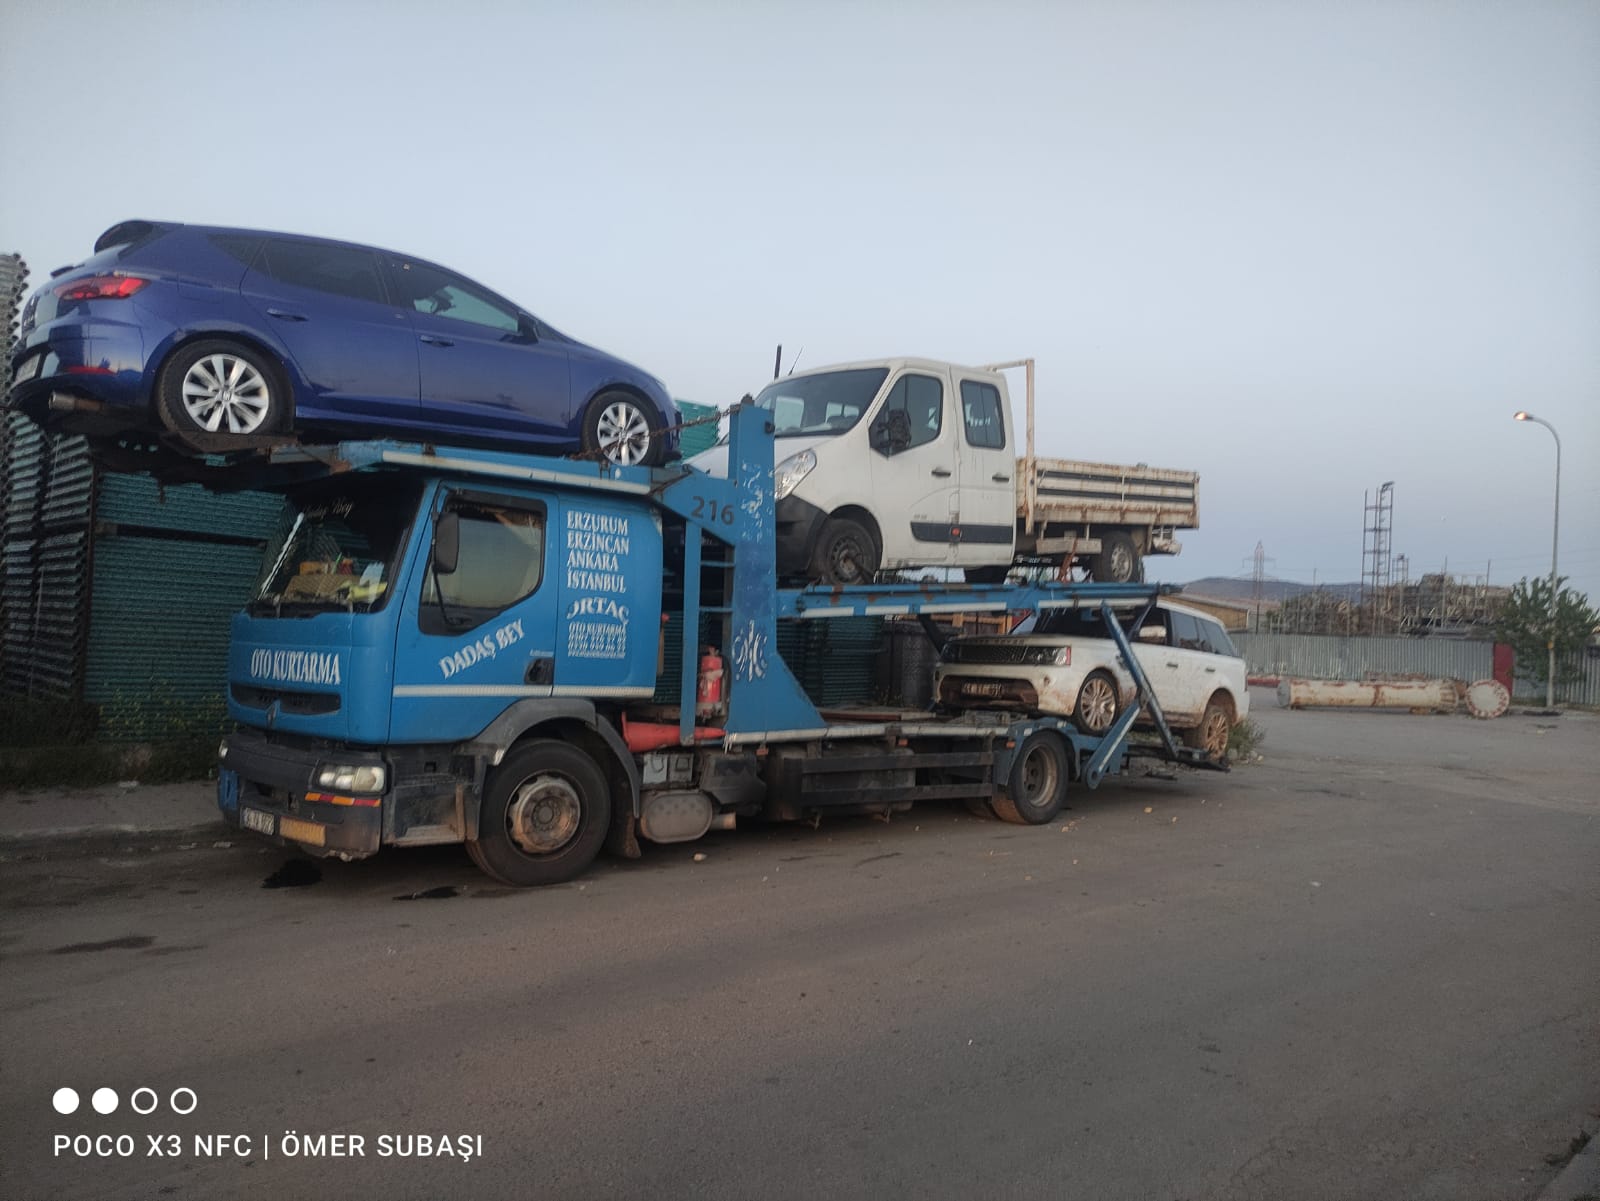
92,1088 -> 119,1114
52,1088 -> 80,1115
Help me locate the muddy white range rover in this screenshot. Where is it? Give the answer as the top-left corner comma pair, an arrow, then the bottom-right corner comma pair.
933,600 -> 1249,757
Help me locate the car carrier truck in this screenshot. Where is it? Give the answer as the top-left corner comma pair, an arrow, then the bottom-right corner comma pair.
188,401 -> 1222,886
689,357 -> 1199,586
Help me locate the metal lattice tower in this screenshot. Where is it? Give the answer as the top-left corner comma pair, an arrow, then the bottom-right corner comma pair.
1361,482 -> 1395,631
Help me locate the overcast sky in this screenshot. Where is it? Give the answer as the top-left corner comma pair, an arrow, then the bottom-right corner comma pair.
4,0 -> 1596,597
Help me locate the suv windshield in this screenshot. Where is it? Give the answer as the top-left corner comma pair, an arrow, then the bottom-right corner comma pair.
752,367 -> 888,437
251,480 -> 421,614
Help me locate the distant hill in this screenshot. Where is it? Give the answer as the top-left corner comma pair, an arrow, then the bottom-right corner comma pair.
1180,576 -> 1363,604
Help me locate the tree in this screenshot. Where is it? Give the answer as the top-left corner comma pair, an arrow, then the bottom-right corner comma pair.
1492,576 -> 1599,687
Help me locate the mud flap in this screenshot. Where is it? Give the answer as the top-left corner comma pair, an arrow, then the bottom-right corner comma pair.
606,810 -> 642,860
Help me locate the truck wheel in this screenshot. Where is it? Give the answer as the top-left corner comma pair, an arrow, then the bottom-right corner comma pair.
1183,693 -> 1235,760
157,339 -> 286,443
582,390 -> 665,467
1091,532 -> 1140,583
809,517 -> 879,586
990,731 -> 1069,825
466,740 -> 612,886
1072,670 -> 1120,736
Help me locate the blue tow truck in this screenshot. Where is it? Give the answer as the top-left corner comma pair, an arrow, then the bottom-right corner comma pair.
203,402 -> 1223,886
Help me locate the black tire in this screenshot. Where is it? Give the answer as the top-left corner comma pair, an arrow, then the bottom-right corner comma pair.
1183,692 -> 1236,760
990,731 -> 1069,825
581,390 -> 666,467
157,339 -> 287,443
963,565 -> 1010,585
465,739 -> 612,887
1090,531 -> 1140,583
809,516 -> 880,586
1072,669 -> 1121,736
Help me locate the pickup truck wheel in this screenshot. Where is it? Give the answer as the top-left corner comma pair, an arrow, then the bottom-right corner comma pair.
990,731 -> 1069,825
809,517 -> 879,586
1072,670 -> 1120,736
1091,532 -> 1140,583
466,740 -> 611,886
582,391 -> 665,467
157,340 -> 286,443
1183,693 -> 1235,760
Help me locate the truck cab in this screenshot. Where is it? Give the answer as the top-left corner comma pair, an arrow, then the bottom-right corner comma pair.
691,358 -> 1017,584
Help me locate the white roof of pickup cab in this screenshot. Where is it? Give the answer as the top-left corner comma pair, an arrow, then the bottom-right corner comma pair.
772,356 -> 1004,382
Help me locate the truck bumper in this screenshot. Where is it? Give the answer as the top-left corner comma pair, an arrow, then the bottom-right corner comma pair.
217,729 -> 386,859
775,495 -> 827,579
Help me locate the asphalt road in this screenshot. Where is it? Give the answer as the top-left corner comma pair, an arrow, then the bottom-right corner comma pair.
2,693 -> 1596,1201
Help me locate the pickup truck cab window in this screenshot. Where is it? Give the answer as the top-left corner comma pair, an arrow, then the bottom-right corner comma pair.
960,380 -> 1006,449
871,372 -> 943,454
421,497 -> 547,633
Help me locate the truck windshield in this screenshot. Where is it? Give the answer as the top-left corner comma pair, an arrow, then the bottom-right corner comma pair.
752,367 -> 888,437
250,480 -> 421,614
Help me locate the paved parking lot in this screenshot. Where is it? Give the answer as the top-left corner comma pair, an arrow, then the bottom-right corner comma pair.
2,690 -> 1596,1201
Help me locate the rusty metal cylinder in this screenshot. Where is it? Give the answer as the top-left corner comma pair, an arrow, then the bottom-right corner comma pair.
1277,678 -> 1458,712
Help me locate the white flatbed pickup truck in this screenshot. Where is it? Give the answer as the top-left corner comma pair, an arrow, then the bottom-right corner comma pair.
691,357 -> 1199,586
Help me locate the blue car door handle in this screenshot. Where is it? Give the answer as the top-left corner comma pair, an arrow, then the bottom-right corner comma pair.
419,334 -> 454,347
265,308 -> 307,322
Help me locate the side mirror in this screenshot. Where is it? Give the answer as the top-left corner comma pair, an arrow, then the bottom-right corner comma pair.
432,511 -> 460,575
872,409 -> 913,455
1137,625 -> 1167,644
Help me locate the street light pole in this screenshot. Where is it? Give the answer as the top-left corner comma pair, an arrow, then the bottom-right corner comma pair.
1514,411 -> 1562,708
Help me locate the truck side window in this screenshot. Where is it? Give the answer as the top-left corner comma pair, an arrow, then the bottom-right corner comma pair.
874,373 -> 943,454
960,381 -> 1006,449
420,499 -> 546,633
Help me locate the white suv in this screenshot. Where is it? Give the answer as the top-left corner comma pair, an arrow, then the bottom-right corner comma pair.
933,600 -> 1249,757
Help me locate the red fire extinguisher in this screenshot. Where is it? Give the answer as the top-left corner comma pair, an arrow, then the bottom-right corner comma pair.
696,646 -> 725,718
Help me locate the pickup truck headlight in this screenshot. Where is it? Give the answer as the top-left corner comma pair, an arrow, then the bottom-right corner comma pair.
773,449 -> 817,501
315,764 -> 387,793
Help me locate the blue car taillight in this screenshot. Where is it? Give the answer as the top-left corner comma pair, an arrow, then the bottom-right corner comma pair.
54,274 -> 149,301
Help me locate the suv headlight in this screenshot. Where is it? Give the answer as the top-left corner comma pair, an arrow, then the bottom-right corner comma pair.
315,763 -> 387,793
1024,647 -> 1072,666
773,449 -> 817,501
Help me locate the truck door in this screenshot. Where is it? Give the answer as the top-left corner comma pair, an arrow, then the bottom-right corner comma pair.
865,369 -> 960,567
950,374 -> 1016,567
389,488 -> 561,744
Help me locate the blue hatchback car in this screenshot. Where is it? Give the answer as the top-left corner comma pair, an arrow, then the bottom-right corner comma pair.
7,221 -> 679,465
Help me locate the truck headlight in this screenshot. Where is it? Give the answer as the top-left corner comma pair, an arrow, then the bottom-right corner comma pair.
773,449 -> 817,501
316,764 -> 386,793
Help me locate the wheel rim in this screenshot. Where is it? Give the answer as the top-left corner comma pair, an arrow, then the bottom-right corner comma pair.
505,774 -> 583,855
1078,676 -> 1117,732
1108,543 -> 1133,581
596,400 -> 652,465
1202,708 -> 1230,757
181,353 -> 271,434
829,534 -> 871,583
1018,745 -> 1060,805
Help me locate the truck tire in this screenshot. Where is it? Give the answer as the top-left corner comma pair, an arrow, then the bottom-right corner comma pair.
1090,531 -> 1141,583
809,516 -> 879,586
1182,692 -> 1235,760
466,739 -> 612,886
990,731 -> 1069,825
1072,670 -> 1120,736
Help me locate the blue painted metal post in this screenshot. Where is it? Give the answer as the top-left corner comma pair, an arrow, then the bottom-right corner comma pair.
677,523 -> 701,746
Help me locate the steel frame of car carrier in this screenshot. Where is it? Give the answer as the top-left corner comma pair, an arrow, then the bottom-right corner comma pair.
138,399 -> 1224,840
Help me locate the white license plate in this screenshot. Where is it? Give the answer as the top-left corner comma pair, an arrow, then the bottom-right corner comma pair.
241,807 -> 276,836
962,682 -> 1005,697
13,354 -> 40,383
